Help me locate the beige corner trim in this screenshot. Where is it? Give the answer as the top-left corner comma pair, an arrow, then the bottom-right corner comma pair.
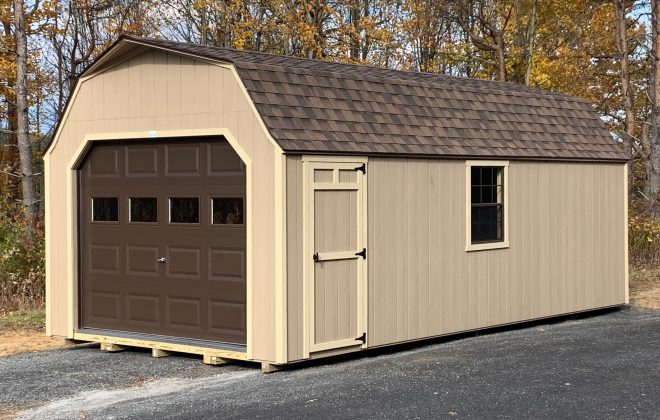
63,128 -> 255,357
44,154 -> 52,336
624,163 -> 629,304
465,160 -> 510,252
274,152 -> 288,363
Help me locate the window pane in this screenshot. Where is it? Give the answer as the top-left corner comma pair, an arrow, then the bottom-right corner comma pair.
482,185 -> 494,204
212,198 -> 244,225
92,197 -> 118,222
471,204 -> 503,243
130,197 -> 158,223
471,166 -> 481,185
482,167 -> 493,186
471,186 -> 481,204
170,197 -> 199,223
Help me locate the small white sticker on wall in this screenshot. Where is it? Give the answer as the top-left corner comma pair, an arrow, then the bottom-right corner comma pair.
148,130 -> 157,138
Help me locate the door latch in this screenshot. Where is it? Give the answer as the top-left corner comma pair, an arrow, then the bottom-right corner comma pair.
355,248 -> 367,259
313,252 -> 320,262
157,257 -> 167,263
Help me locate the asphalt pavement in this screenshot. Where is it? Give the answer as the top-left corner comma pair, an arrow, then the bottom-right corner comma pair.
2,307 -> 659,419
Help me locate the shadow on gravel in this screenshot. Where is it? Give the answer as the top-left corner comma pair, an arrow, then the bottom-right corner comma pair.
278,305 -> 627,373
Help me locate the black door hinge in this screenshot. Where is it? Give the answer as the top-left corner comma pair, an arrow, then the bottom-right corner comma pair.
354,163 -> 366,174
355,248 -> 367,259
313,252 -> 320,262
356,332 -> 366,343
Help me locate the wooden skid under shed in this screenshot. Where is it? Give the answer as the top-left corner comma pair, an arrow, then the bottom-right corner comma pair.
74,332 -> 250,364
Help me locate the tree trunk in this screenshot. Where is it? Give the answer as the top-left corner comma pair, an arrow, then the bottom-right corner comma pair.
524,0 -> 537,85
648,0 -> 660,217
615,0 -> 635,193
13,0 -> 37,226
496,33 -> 507,82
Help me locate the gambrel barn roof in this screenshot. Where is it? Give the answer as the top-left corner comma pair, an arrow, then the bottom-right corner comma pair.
71,36 -> 629,162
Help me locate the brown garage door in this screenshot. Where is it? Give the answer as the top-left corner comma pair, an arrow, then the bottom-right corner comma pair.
79,137 -> 246,345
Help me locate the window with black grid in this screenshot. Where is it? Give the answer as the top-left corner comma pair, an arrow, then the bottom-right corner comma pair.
471,166 -> 504,244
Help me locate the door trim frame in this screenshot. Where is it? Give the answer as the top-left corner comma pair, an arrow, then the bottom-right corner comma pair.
66,128 -> 254,359
301,155 -> 368,358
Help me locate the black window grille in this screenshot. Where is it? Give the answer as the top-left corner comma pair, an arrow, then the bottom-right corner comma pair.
471,166 -> 504,244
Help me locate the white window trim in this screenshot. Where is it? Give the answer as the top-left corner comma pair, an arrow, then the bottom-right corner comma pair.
465,160 -> 510,252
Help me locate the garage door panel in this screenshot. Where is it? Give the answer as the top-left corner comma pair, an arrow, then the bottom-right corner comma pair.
165,144 -> 201,176
125,145 -> 159,177
166,246 -> 201,279
88,147 -> 120,178
126,245 -> 160,276
81,137 -> 246,344
89,244 -> 121,274
208,299 -> 246,336
166,296 -> 202,330
126,293 -> 161,325
88,290 -> 121,321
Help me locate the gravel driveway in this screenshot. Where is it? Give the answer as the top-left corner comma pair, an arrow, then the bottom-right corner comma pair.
1,308 -> 659,419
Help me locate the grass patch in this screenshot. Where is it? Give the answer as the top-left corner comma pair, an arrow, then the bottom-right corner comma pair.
0,309 -> 45,331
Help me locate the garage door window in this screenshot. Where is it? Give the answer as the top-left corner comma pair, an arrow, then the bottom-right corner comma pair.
129,197 -> 158,223
92,197 -> 118,222
212,198 -> 244,225
169,197 -> 199,224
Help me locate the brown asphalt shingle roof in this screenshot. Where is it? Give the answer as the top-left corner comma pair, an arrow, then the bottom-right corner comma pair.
123,36 -> 628,162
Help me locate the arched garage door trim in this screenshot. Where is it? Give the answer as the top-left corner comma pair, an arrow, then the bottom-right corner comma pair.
62,128 -> 254,356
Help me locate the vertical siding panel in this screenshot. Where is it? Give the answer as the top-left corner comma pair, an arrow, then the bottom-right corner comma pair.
418,161 -> 430,337
140,51 -> 155,117
407,161 -> 420,338
193,60 -> 210,115
452,161 -> 468,331
152,52 -> 168,119
103,66 -> 119,120
538,164 -> 550,316
166,53 -> 181,116
286,156 -> 303,361
126,56 -> 142,118
180,57 -> 195,115
384,160 -> 398,344
428,161 -> 442,334
395,161 -> 407,341
116,61 -> 130,119
209,65 -> 225,115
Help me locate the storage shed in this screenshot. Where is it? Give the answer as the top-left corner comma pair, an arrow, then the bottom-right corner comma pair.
45,36 -> 629,371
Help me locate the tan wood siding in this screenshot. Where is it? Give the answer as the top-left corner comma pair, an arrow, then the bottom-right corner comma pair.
285,156 -> 304,361
367,158 -> 626,347
45,50 -> 279,362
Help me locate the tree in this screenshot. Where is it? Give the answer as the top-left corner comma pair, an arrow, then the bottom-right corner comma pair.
614,0 -> 636,192
648,0 -> 660,215
13,0 -> 36,226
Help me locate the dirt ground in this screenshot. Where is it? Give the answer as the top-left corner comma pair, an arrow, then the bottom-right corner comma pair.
629,273 -> 660,310
0,330 -> 65,358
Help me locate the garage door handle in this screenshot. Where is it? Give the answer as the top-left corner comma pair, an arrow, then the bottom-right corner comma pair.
157,257 -> 167,263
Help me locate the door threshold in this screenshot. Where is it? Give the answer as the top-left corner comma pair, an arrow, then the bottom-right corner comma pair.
75,328 -> 247,354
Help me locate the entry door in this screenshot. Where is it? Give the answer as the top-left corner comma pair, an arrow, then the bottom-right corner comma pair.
306,160 -> 367,353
